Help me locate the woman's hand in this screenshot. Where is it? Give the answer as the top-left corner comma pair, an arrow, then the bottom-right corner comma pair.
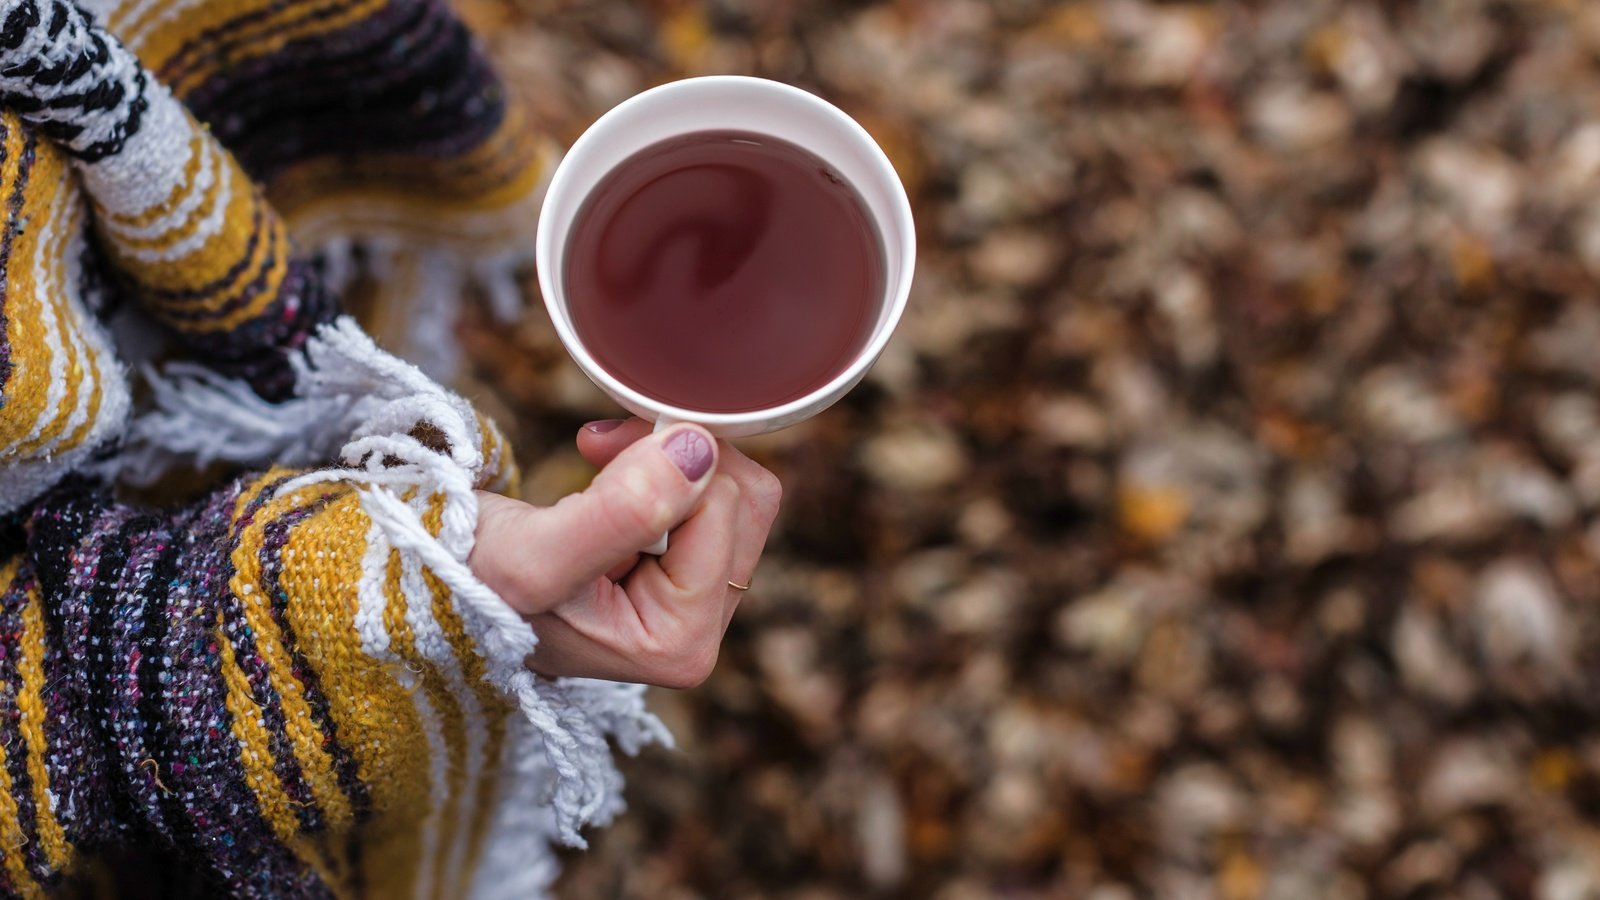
469,418 -> 781,689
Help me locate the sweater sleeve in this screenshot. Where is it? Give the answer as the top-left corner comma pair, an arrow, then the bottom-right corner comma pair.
0,0 -> 339,400
0,469 -> 517,899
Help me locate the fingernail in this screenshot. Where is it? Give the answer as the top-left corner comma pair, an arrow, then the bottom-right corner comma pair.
584,419 -> 625,434
661,428 -> 714,482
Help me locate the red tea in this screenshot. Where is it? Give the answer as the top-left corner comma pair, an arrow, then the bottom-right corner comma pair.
564,129 -> 884,413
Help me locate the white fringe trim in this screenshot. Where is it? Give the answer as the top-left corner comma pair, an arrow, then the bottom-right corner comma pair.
121,316 -> 666,849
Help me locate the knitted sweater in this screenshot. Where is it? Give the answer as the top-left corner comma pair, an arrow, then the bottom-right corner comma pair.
0,1 -> 663,897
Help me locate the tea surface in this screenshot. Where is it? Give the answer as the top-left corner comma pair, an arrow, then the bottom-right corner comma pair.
565,129 -> 883,413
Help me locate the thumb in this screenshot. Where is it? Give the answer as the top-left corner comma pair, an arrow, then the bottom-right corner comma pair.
479,424 -> 718,612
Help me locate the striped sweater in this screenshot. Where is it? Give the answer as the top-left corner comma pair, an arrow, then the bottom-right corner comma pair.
0,0 -> 662,897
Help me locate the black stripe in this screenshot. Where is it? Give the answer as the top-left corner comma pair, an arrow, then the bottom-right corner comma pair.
259,494 -> 372,822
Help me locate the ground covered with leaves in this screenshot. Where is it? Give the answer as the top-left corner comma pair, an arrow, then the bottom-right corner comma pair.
456,1 -> 1600,897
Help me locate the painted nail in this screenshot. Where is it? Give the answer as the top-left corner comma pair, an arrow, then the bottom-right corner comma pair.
583,419 -> 625,434
661,428 -> 714,482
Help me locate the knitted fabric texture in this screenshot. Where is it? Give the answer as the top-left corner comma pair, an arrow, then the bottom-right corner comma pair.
0,1 -> 664,897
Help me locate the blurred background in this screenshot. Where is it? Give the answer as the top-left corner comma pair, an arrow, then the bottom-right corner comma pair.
454,1 -> 1600,897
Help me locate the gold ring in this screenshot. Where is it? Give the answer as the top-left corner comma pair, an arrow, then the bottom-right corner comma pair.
727,579 -> 752,592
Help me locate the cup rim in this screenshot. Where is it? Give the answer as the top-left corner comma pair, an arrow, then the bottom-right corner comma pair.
536,74 -> 916,428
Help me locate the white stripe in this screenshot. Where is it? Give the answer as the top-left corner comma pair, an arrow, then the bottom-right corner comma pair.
353,519 -> 395,660
395,504 -> 489,896
467,713 -> 563,900
37,204 -> 96,456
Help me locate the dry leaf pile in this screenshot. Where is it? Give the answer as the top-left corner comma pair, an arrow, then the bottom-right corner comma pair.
457,1 -> 1600,897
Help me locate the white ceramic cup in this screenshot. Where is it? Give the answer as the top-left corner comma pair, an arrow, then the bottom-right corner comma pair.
536,75 -> 916,437
536,75 -> 916,551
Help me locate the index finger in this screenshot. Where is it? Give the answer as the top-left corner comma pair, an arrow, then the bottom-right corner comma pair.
575,417 -> 654,468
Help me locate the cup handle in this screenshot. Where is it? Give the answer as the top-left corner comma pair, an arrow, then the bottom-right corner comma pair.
641,417 -> 673,556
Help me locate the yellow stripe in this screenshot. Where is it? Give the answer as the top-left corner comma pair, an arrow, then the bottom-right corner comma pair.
410,615 -> 467,900
0,558 -> 40,898
475,413 -> 520,496
191,214 -> 291,333
136,193 -> 281,315
216,614 -> 304,845
369,503 -> 470,900
360,549 -> 425,897
228,485 -> 356,832
219,474 -> 357,891
15,580 -> 67,872
0,119 -> 64,451
108,0 -> 191,49
56,279 -> 108,457
413,500 -> 479,897
117,0 -> 385,88
13,199 -> 92,457
52,197 -> 108,457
